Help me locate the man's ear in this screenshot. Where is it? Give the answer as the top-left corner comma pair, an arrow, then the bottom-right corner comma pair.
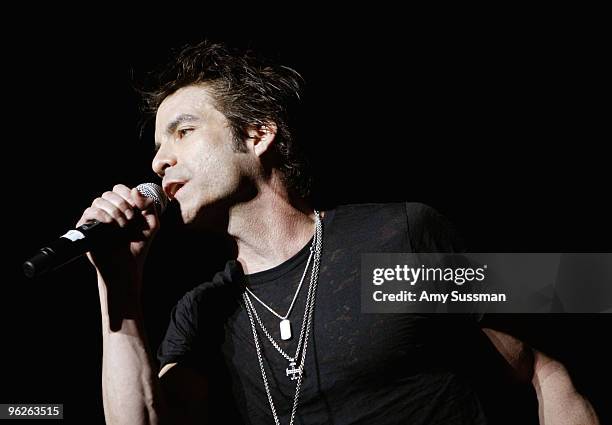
246,123 -> 278,157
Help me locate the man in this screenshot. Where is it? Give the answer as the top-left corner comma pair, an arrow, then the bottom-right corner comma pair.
78,41 -> 599,424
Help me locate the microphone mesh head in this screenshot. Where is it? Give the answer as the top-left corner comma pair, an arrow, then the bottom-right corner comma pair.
136,183 -> 168,214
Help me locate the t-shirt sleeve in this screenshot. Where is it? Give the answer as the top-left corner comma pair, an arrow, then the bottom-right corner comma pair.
156,261 -> 244,373
405,202 -> 485,320
157,290 -> 203,371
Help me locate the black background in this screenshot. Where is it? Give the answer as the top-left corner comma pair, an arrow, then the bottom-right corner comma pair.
2,13 -> 610,424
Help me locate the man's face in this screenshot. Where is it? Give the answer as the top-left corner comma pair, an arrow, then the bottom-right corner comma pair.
153,85 -> 255,224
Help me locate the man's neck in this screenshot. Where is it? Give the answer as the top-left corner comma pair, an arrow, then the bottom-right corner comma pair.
227,182 -> 316,275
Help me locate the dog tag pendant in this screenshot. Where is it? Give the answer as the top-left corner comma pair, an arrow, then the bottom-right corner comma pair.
280,319 -> 292,340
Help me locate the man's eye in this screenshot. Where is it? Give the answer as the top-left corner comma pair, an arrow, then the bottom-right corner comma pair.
177,128 -> 193,138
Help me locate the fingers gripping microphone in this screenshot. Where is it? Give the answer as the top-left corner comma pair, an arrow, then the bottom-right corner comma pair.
23,183 -> 168,279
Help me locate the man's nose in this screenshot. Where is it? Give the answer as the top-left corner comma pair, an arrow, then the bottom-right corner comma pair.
152,144 -> 177,177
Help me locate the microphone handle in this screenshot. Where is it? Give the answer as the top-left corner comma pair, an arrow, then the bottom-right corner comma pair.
23,220 -> 112,278
23,183 -> 166,279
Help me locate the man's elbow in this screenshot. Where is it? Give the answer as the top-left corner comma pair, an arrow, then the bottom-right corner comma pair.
482,327 -> 534,384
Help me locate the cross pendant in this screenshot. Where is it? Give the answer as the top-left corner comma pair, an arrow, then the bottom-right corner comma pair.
285,361 -> 301,380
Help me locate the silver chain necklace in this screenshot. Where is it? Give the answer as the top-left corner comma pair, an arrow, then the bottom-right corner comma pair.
244,243 -> 314,340
242,210 -> 323,425
244,212 -> 322,375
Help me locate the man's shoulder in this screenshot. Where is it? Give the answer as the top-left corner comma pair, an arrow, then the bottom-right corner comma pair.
178,260 -> 244,310
331,202 -> 462,252
332,201 -> 440,224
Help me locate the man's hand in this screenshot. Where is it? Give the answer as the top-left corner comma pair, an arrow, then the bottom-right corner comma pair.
77,184 -> 160,290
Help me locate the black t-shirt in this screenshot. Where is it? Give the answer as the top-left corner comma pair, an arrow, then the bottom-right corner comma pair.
158,203 -> 536,425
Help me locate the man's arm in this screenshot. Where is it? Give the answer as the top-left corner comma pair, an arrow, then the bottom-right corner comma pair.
531,349 -> 600,425
99,274 -> 209,425
78,184 -> 209,424
99,273 -> 166,425
482,328 -> 599,425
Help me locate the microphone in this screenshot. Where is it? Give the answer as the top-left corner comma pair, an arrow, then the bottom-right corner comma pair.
23,183 -> 168,279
